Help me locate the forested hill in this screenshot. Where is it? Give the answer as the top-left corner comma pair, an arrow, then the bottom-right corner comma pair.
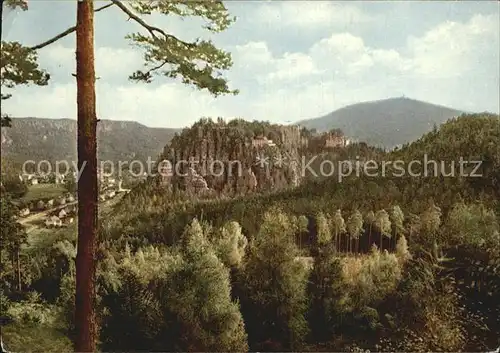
297,97 -> 464,148
110,113 -> 500,244
1,117 -> 180,163
102,113 -> 500,352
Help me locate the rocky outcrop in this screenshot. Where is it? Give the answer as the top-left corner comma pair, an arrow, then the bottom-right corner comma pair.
159,118 -> 303,196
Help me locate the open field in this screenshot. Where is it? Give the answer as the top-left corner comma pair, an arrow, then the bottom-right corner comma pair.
20,184 -> 67,203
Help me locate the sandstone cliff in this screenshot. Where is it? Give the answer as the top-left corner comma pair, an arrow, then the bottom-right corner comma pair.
158,118 -> 305,196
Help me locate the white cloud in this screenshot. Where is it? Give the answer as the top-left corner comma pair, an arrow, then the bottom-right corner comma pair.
255,1 -> 375,28
4,81 -> 227,127
407,14 -> 499,78
3,11 -> 499,129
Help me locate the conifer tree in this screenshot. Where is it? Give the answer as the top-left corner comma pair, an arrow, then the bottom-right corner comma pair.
238,209 -> 309,350
316,212 -> 331,246
308,243 -> 344,342
331,209 -> 346,252
420,201 -> 442,257
365,210 -> 376,250
374,209 -> 391,251
390,205 -> 405,251
347,209 -> 364,254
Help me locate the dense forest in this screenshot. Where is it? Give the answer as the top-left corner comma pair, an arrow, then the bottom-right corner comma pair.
1,113 -> 499,351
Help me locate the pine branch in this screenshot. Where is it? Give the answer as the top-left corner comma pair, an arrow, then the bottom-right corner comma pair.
109,0 -> 195,48
29,2 -> 114,50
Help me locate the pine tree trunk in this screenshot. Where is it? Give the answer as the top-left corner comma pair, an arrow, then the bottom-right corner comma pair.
74,0 -> 98,351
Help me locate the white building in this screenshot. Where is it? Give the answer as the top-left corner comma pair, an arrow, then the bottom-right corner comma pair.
58,209 -> 67,219
45,216 -> 62,228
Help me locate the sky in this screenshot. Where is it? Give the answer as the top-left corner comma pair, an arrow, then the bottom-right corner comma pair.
2,0 -> 499,128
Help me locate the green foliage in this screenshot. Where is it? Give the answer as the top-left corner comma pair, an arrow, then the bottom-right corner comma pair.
390,205 -> 405,237
100,224 -> 248,352
5,292 -> 59,326
1,324 -> 72,352
315,212 -> 331,245
237,208 -> 310,350
445,202 -> 500,248
0,196 -> 27,293
331,209 -> 346,236
346,209 -> 364,252
3,110 -> 500,351
1,158 -> 28,197
0,40 -> 49,126
374,209 -> 391,249
377,252 -> 467,351
395,235 -> 411,263
123,0 -> 237,96
212,220 -> 248,268
343,248 -> 404,311
307,243 -> 345,342
374,210 -> 391,237
297,215 -> 309,233
347,210 -> 364,239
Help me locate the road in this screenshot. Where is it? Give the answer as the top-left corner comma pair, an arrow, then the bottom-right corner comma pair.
18,194 -> 124,233
19,201 -> 78,233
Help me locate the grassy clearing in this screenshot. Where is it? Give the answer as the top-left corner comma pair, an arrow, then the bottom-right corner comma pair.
1,323 -> 72,352
21,184 -> 67,203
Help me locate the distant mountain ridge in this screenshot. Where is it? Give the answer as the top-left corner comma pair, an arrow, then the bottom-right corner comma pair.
297,97 -> 465,148
1,117 -> 180,164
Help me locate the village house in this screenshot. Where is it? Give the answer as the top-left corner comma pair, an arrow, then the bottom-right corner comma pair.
19,208 -> 30,217
46,199 -> 54,208
58,209 -> 67,219
67,195 -> 75,203
45,216 -> 62,228
37,200 -> 46,211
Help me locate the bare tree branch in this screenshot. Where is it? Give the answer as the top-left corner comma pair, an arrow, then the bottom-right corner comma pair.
148,59 -> 170,73
29,2 -> 114,50
109,0 -> 195,48
30,26 -> 76,50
